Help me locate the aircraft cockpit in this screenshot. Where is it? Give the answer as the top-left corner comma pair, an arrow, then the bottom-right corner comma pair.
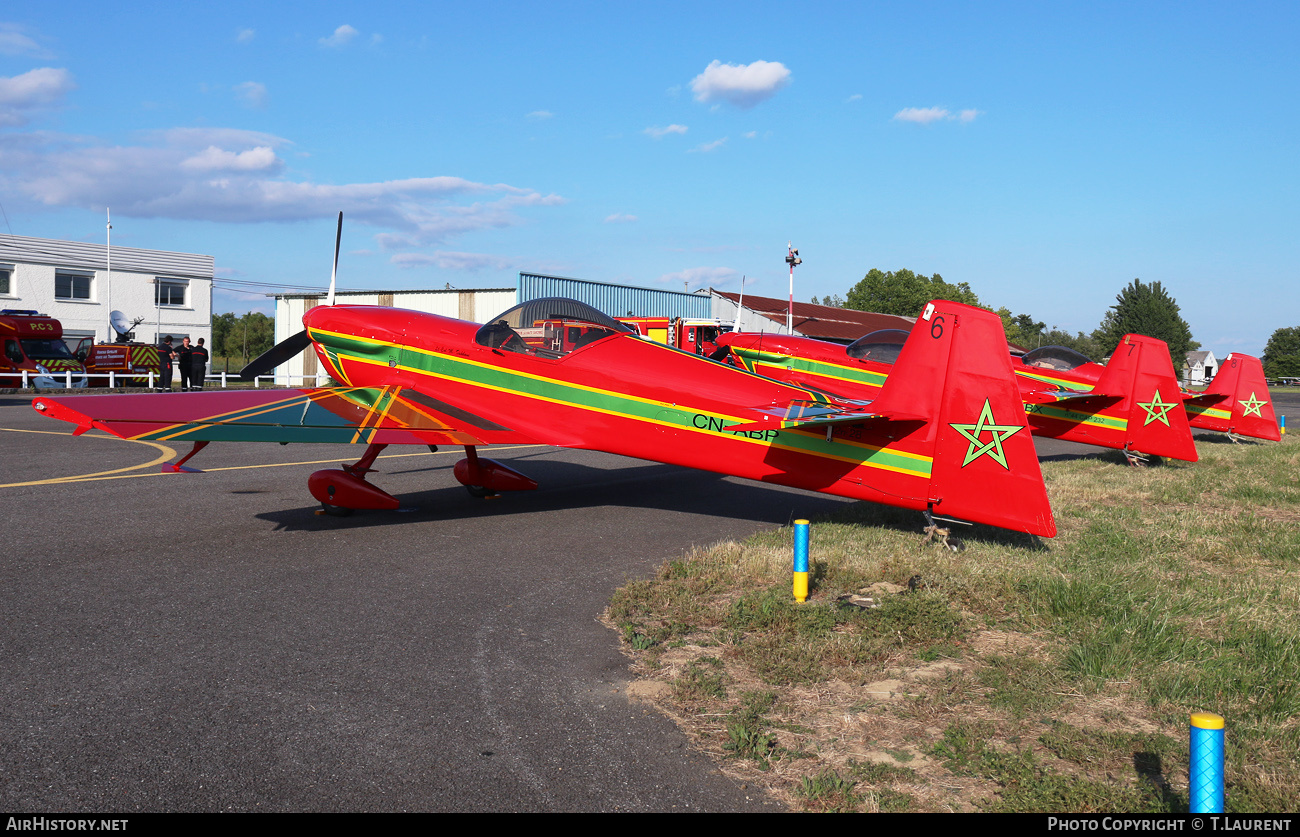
845,329 -> 909,365
475,298 -> 633,359
1020,345 -> 1092,372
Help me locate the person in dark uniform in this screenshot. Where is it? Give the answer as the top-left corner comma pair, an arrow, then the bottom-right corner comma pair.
177,336 -> 194,391
157,335 -> 175,392
190,337 -> 209,391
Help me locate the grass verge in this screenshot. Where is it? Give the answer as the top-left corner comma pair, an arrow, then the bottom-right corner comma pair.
605,435 -> 1300,812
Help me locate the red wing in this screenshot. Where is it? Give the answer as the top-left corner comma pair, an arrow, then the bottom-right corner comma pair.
32,386 -> 536,447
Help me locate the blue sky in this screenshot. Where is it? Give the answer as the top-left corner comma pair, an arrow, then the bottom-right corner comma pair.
1,1 -> 1295,356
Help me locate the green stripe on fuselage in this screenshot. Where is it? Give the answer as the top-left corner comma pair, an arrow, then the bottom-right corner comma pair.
733,348 -> 888,390
1024,401 -> 1127,431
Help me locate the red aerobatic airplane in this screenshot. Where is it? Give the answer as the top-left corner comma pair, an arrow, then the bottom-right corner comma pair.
1015,346 -> 1280,443
718,328 -> 1201,464
32,294 -> 1057,539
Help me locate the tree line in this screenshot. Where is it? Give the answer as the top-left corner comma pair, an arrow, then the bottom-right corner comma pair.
814,269 -> 1209,370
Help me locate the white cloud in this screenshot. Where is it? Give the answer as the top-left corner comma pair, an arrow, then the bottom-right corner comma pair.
527,110 -> 553,120
180,145 -> 281,173
392,251 -> 513,271
236,28 -> 255,44
320,24 -> 359,48
0,67 -> 75,127
603,213 -> 637,223
894,107 -> 949,125
234,81 -> 268,109
0,126 -> 564,249
846,93 -> 862,103
689,137 -> 727,153
0,24 -> 50,58
689,60 -> 790,109
644,124 -> 687,138
657,266 -> 739,290
893,106 -> 982,125
743,131 -> 757,139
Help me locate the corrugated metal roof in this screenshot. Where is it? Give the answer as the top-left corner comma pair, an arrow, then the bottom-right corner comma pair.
0,233 -> 214,279
519,272 -> 712,319
714,291 -> 915,343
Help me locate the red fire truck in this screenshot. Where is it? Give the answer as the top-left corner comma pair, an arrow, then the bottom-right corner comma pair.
616,316 -> 731,356
0,309 -> 88,389
74,339 -> 162,387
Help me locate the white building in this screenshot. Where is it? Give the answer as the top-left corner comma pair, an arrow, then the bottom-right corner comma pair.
0,234 -> 213,349
272,288 -> 516,384
1185,350 -> 1218,386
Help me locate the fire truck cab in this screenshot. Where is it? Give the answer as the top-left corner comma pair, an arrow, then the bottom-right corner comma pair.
0,309 -> 88,389
617,316 -> 731,356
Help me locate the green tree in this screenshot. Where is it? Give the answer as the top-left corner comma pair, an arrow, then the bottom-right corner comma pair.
1092,279 -> 1196,367
844,269 -> 981,317
1262,326 -> 1300,377
995,307 -> 1046,348
211,311 -> 275,363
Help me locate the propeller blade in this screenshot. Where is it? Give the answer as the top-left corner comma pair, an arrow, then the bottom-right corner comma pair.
240,330 -> 313,381
327,211 -> 342,306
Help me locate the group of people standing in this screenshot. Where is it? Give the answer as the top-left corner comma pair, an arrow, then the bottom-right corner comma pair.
155,335 -> 210,392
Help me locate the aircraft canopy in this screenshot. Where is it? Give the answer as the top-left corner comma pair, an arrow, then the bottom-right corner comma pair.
845,329 -> 909,364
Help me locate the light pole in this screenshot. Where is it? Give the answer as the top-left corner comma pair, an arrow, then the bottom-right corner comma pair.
785,243 -> 801,333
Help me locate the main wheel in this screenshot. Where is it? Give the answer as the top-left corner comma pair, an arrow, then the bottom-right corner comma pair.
465,485 -> 493,499
320,503 -> 353,517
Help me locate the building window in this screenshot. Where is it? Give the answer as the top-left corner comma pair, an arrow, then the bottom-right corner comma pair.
155,279 -> 187,307
0,264 -> 12,295
55,271 -> 93,301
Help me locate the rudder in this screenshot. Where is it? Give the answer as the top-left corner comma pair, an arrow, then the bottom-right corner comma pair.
1191,354 -> 1280,441
1093,333 -> 1198,461
874,300 -> 1055,537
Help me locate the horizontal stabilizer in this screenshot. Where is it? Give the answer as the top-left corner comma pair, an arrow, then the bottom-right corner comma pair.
726,399 -> 925,433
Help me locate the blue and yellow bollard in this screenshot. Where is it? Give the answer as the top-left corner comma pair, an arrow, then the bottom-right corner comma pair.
793,519 -> 810,603
1280,415 -> 1286,435
1190,711 -> 1225,813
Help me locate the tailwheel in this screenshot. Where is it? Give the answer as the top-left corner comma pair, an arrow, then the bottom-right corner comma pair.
1123,449 -> 1150,467
922,510 -> 969,552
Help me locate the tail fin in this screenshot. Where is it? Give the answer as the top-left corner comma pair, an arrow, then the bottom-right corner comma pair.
1187,353 -> 1280,441
1091,334 -> 1198,460
872,300 -> 1055,537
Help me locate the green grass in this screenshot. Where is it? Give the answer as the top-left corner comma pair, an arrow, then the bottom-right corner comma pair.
607,435 -> 1300,812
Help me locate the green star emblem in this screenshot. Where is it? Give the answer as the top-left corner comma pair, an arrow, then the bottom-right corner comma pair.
949,399 -> 1024,469
1239,392 -> 1267,418
1138,389 -> 1178,426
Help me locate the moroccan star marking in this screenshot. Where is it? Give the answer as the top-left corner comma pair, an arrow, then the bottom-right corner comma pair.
1239,392 -> 1267,418
949,399 -> 1024,469
1138,389 -> 1178,426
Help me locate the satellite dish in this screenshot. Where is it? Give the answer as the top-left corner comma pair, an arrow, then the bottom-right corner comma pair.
110,310 -> 132,336
109,310 -> 146,343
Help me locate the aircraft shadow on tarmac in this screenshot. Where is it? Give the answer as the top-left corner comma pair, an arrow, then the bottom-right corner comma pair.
254,456 -> 856,533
